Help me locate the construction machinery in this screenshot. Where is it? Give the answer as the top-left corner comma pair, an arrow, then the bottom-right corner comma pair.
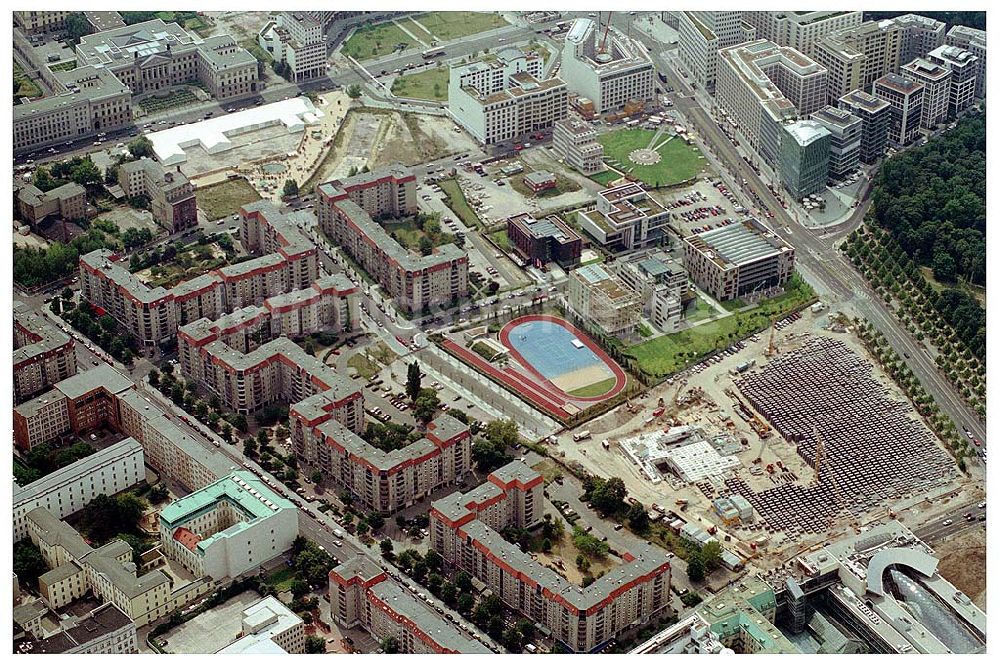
766,320 -> 777,358
726,388 -> 772,439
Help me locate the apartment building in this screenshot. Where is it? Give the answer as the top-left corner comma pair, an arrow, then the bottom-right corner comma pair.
552,117 -> 605,175
291,406 -> 472,515
217,597 -> 305,654
448,49 -> 567,145
506,212 -> 582,269
568,264 -> 642,339
76,19 -> 259,101
873,73 -> 926,145
431,461 -> 672,653
27,507 -> 214,627
14,437 -> 145,541
14,301 -> 77,403
316,166 -> 468,313
901,57 -> 952,129
814,20 -> 902,103
779,120 -> 832,198
16,182 -> 88,225
683,218 -> 796,301
946,25 -> 986,99
611,252 -> 690,334
330,556 -> 492,654
838,90 -> 891,163
16,603 -> 138,655
159,471 -> 297,581
14,66 -> 133,154
14,11 -> 71,35
117,158 -> 197,233
810,106 -> 862,179
926,44 -> 980,117
257,12 -> 327,82
676,11 -> 749,93
742,11 -> 862,57
561,18 -> 654,114
716,40 -> 827,167
892,14 -> 946,65
576,183 -> 670,251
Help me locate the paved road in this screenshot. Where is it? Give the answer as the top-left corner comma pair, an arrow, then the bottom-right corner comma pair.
912,500 -> 987,544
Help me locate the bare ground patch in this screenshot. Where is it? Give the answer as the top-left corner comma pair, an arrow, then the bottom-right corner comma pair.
936,528 -> 986,610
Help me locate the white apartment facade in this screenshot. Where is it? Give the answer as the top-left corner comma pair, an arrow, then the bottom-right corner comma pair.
901,57 -> 952,129
677,11 -> 748,93
946,25 -> 986,99
560,18 -> 655,113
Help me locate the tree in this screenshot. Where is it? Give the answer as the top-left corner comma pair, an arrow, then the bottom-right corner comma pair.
487,280 -> 500,295
128,136 -> 154,159
440,581 -> 457,605
380,538 -> 394,555
418,235 -> 434,256
310,470 -> 322,484
627,501 -> 650,533
148,485 -> 169,503
14,540 -> 47,587
290,579 -> 310,597
380,636 -> 400,654
148,369 -> 160,387
423,549 -> 443,572
282,179 -> 299,197
687,551 -> 705,583
305,636 -> 326,653
65,12 -> 94,44
347,83 -> 363,99
456,571 -> 473,593
701,541 -> 723,572
406,361 -> 422,401
413,388 -> 441,423
257,429 -> 270,448
457,593 -> 475,615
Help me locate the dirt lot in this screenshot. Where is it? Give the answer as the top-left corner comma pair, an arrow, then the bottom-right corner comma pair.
935,528 -> 986,610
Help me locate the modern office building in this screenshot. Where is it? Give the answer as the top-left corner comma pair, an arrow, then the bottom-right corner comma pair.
330,556 -> 492,654
16,182 -> 88,226
900,57 -> 953,129
75,19 -> 259,101
814,20 -> 902,103
14,66 -> 134,155
567,264 -> 643,339
742,11 -> 862,56
14,301 -> 77,403
809,106 -> 861,179
892,14 -> 946,65
15,603 -> 138,655
448,48 -> 567,145
630,614 -> 728,654
159,471 -> 298,580
838,89 -> 891,163
873,73 -> 925,145
780,120 -> 832,198
291,407 -> 472,515
683,218 -> 796,301
946,25 -> 986,99
676,11 -> 750,92
926,44 -> 980,116
552,117 -> 605,175
27,507 -> 215,627
611,251 -> 690,333
576,182 -> 671,251
431,461 -> 672,653
257,12 -> 327,82
317,166 -> 468,313
217,596 -> 306,654
716,40 -> 827,167
506,212 -> 582,269
14,437 -> 145,541
118,158 -> 197,233
560,18 -> 655,114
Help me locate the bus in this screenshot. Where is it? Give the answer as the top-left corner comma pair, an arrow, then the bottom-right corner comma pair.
422,47 -> 445,59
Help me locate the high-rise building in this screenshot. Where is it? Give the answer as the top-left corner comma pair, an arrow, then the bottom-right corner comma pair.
900,57 -> 952,129
552,117 -> 604,175
926,44 -> 980,116
810,105 -> 862,179
506,212 -> 582,269
946,25 -> 986,99
838,89 -> 891,163
892,14 -> 946,65
814,20 -> 902,103
716,40 -> 827,167
780,120 -> 832,198
560,18 -> 655,113
14,301 -> 77,403
742,11 -> 862,56
872,73 -> 925,145
677,11 -> 749,92
257,12 -> 327,82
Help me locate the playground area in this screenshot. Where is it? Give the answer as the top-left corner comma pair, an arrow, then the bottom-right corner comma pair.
441,315 -> 627,420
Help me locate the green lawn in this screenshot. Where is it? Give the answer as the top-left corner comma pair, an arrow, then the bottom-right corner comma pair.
599,128 -> 705,188
348,353 -> 381,380
489,230 -> 512,252
49,59 -> 77,72
589,170 -> 620,187
195,179 -> 262,221
686,295 -> 716,322
14,63 -> 42,99
413,11 -> 509,41
438,178 -> 484,230
391,66 -> 449,101
629,274 -> 816,377
343,21 -> 416,60
137,88 -> 199,114
267,566 -> 297,592
384,216 -> 455,252
568,377 -> 617,398
508,170 -> 582,199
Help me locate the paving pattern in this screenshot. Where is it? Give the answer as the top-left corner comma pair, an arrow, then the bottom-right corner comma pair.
728,336 -> 957,535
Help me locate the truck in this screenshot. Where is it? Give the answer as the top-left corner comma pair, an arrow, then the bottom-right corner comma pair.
573,430 -> 592,442
333,529 -> 343,539
652,407 -> 665,417
601,439 -> 610,450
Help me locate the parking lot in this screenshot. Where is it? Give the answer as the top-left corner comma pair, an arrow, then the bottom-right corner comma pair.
160,590 -> 262,654
656,177 -> 747,237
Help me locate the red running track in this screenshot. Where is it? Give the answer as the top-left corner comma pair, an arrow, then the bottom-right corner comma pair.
499,314 -> 627,403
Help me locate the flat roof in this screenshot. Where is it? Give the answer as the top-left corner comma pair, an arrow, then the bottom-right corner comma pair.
689,219 -> 789,268
55,363 -> 135,399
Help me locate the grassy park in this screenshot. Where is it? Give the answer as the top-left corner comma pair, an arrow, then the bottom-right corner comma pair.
343,21 -> 416,60
599,128 -> 705,188
390,66 -> 449,101
413,12 -> 508,41
195,179 -> 262,221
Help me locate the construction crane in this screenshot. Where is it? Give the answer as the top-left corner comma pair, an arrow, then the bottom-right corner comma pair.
766,319 -> 777,358
598,12 -> 613,56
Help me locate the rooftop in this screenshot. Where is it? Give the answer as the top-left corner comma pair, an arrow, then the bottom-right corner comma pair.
55,363 -> 135,400
783,119 -> 832,147
686,219 -> 791,269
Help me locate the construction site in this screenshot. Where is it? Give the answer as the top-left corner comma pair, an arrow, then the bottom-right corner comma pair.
551,306 -> 983,571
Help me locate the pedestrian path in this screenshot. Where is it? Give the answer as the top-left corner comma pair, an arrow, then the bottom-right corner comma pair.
393,18 -> 430,48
